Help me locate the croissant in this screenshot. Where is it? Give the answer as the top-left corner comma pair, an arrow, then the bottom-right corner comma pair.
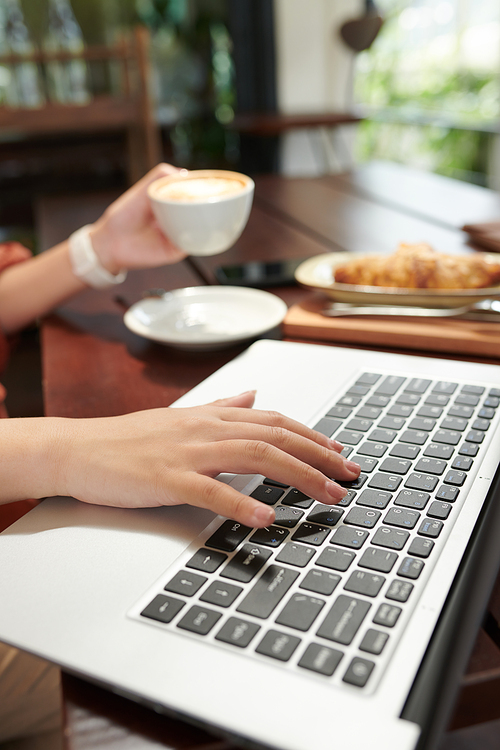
334,243 -> 500,290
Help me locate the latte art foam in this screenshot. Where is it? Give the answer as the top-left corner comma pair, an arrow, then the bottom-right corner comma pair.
158,176 -> 247,202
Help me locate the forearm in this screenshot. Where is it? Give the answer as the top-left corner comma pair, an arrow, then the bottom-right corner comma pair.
0,241 -> 86,334
0,417 -> 66,504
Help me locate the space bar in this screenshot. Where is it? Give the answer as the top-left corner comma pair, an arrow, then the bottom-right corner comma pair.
236,565 -> 299,619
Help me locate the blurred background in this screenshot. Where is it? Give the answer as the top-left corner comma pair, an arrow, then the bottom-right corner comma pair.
1,0 -> 499,237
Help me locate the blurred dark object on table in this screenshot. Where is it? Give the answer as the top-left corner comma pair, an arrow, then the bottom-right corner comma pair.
463,221 -> 500,253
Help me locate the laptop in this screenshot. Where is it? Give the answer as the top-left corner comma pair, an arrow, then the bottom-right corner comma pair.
1,339 -> 500,750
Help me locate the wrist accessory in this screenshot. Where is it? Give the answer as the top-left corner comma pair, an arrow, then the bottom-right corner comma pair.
68,224 -> 127,289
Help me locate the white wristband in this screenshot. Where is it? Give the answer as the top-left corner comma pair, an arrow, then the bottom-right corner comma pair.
68,225 -> 127,289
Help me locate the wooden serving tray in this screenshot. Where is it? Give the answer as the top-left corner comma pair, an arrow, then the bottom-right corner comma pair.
283,295 -> 500,359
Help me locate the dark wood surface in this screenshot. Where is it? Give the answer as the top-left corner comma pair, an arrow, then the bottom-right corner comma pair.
35,162 -> 500,750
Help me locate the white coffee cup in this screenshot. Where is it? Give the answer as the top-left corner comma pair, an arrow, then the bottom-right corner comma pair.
148,169 -> 255,256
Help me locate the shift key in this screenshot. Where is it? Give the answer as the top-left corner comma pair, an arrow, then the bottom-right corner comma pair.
316,595 -> 371,645
236,565 -> 298,619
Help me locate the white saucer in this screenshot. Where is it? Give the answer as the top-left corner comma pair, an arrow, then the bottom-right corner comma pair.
123,286 -> 288,350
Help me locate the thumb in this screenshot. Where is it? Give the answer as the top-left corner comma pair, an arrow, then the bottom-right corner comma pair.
209,390 -> 257,409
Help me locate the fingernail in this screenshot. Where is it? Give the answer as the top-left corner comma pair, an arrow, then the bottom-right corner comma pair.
326,481 -> 347,501
250,504 -> 275,527
344,460 -> 361,476
329,439 -> 344,451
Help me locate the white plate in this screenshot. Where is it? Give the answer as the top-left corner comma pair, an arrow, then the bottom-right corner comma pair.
123,286 -> 288,350
295,252 -> 500,308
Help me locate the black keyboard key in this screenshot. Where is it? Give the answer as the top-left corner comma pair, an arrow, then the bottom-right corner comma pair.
404,473 -> 439,492
356,489 -> 392,509
465,430 -> 485,444
317,594 -> 371,645
372,527 -> 409,550
441,416 -> 468,432
394,489 -> 430,510
399,430 -> 428,446
336,430 -> 364,445
298,643 -> 344,676
388,404 -> 414,418
347,385 -> 371,396
215,617 -> 260,648
307,505 -> 344,526
330,527 -> 369,550
177,605 -> 222,635
282,488 -> 315,508
443,469 -> 467,486
417,405 -> 443,419
373,603 -> 401,628
275,542 -> 316,568
250,485 -> 284,506
456,393 -> 480,406
276,593 -> 325,631
316,546 -> 356,571
379,457 -> 412,474
357,441 -> 388,458
436,485 -> 460,502
428,501 -> 452,520
221,544 -> 272,583
273,506 -> 304,527
359,547 -> 398,573
376,376 -> 406,396
337,489 -> 357,507
458,442 -> 479,457
326,405 -> 352,418
342,657 -> 375,687
414,457 -> 446,475
398,557 -> 425,579
368,473 -> 402,491
338,474 -> 367,491
390,443 -> 421,460
186,548 -> 227,573
263,477 -> 289,488
350,455 -> 378,473
357,372 -> 382,385
408,417 -> 436,432
200,581 -> 242,608
418,518 -> 444,538
425,393 -> 450,406
451,456 -> 473,471
366,394 -> 390,407
487,388 -> 500,398
255,630 -> 301,661
164,571 -> 206,597
423,443 -> 454,460
345,418 -> 373,432
236,565 -> 299,619
313,417 -> 342,438
357,406 -> 383,420
408,537 -> 434,558
291,523 -> 331,546
386,580 -> 414,602
206,520 -> 251,551
344,507 -> 381,529
384,507 -> 420,529
473,418 -> 492,430
337,395 -> 362,407
397,392 -> 421,406
484,396 -> 500,408
379,416 -> 406,431
344,570 -> 385,597
448,405 -> 474,419
300,569 -> 341,596
432,429 -> 461,446
462,384 -> 485,395
406,378 -> 432,394
250,526 -> 288,548
359,629 -> 389,655
368,429 -> 397,444
433,381 -> 458,395
141,594 -> 185,624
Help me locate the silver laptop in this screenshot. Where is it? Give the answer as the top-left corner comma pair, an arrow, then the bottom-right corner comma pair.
1,339 -> 500,750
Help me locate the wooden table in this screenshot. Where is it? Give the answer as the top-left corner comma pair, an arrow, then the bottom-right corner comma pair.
35,161 -> 500,750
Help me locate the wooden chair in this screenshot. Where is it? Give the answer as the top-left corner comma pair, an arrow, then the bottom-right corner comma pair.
0,26 -> 162,184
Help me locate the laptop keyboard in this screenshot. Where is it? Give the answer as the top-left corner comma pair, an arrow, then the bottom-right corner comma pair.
132,371 -> 500,691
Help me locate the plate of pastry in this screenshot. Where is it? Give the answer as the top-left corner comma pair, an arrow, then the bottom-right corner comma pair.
295,243 -> 500,308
